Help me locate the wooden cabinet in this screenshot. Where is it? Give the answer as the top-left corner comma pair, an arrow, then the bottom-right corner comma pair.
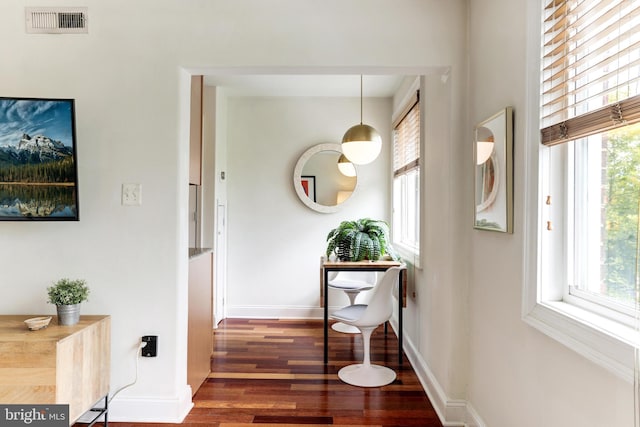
187,72 -> 212,395
189,75 -> 203,185
0,315 -> 110,425
188,251 -> 213,395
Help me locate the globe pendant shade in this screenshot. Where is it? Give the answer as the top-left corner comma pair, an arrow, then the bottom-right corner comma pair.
476,141 -> 494,165
341,123 -> 382,165
337,154 -> 357,177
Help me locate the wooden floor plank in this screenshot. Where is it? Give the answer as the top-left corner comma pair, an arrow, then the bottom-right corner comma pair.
83,319 -> 443,427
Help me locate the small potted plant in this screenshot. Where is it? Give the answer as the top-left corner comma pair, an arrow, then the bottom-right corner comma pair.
326,218 -> 399,262
47,278 -> 90,325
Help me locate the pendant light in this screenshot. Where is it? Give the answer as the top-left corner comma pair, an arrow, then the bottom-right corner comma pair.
476,140 -> 494,165
337,154 -> 356,177
341,75 -> 382,165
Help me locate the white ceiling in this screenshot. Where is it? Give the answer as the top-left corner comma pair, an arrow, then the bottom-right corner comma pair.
202,74 -> 409,97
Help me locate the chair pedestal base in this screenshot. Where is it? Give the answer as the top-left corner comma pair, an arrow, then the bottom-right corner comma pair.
337,363 -> 396,387
331,322 -> 360,334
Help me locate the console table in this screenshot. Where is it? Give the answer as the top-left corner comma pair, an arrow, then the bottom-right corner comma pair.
320,259 -> 406,365
0,315 -> 111,425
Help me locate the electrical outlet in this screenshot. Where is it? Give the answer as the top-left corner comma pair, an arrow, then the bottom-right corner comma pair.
122,183 -> 142,206
141,335 -> 157,357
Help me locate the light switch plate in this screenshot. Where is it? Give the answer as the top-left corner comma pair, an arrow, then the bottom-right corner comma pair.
122,183 -> 142,206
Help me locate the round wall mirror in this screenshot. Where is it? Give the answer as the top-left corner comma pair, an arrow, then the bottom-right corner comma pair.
293,143 -> 358,213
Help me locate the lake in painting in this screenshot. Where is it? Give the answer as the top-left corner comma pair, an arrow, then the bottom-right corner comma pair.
0,184 -> 77,218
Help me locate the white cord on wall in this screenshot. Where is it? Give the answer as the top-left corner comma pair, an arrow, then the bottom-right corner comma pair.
75,340 -> 147,424
108,340 -> 147,403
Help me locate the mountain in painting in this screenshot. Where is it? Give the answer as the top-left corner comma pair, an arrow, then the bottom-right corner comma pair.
0,133 -> 73,166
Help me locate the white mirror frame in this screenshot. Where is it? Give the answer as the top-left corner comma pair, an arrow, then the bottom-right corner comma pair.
293,143 -> 359,213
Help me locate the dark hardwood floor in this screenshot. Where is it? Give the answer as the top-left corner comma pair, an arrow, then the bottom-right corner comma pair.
106,318 -> 443,427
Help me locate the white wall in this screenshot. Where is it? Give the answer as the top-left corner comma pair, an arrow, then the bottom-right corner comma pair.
213,88 -> 229,325
415,70 -> 471,411
0,0 -> 468,423
225,96 -> 392,316
466,1 -> 634,426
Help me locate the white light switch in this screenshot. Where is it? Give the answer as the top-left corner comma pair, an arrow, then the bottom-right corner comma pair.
122,183 -> 142,206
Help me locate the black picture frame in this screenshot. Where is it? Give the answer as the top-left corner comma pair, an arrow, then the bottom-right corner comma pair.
301,175 -> 316,202
0,97 -> 79,220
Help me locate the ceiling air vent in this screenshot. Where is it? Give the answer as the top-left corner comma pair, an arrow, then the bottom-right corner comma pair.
25,7 -> 88,34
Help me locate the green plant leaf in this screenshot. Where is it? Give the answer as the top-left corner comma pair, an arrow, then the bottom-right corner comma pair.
47,278 -> 90,305
324,218 -> 398,261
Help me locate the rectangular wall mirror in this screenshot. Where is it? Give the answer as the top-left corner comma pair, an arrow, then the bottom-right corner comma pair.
473,107 -> 513,233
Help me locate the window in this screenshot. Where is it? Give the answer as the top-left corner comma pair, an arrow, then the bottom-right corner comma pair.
567,124 -> 640,323
392,90 -> 420,259
524,0 -> 640,379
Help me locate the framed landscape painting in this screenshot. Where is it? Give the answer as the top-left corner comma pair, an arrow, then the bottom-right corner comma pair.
0,97 -> 79,220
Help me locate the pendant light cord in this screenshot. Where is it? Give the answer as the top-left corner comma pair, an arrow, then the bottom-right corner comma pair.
360,75 -> 363,125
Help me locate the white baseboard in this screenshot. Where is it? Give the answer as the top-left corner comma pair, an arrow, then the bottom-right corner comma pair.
227,305 -> 329,319
464,403 -> 487,427
107,384 -> 193,423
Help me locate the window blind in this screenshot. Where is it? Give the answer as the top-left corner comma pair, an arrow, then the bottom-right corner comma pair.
393,91 -> 420,176
541,0 -> 640,146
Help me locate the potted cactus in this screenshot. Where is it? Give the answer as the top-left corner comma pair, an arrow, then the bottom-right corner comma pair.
47,278 -> 89,325
326,218 -> 399,262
